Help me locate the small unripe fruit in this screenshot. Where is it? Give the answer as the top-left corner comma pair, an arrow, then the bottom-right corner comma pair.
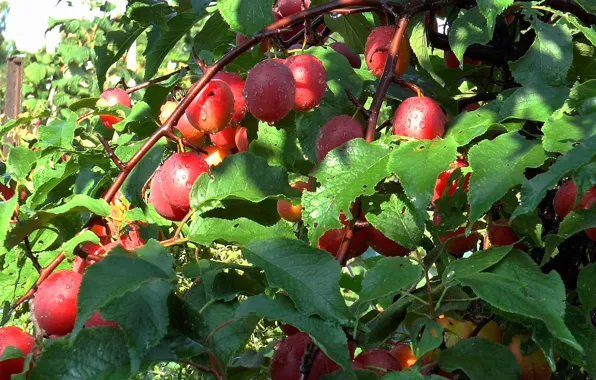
200,145 -> 232,167
186,80 -> 235,134
34,270 -> 82,336
318,228 -> 369,261
330,42 -> 361,68
285,54 -> 327,112
277,181 -> 313,222
392,97 -> 446,140
553,180 -> 596,219
210,126 -> 237,150
85,311 -> 118,329
175,114 -> 206,147
213,71 -> 247,124
98,88 -> 131,129
278,0 -> 310,17
389,344 -> 417,369
432,159 -> 470,204
354,349 -> 401,375
0,326 -> 35,380
438,225 -> 481,256
367,225 -> 410,257
245,60 -> 296,123
315,115 -> 364,162
365,26 -> 411,78
159,101 -> 178,124
235,127 -> 249,152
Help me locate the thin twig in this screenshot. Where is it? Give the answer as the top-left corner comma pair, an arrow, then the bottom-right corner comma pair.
23,237 -> 42,273
97,134 -> 125,170
345,88 -> 371,120
375,119 -> 392,133
164,131 -> 207,154
392,77 -> 424,97
126,66 -> 189,94
76,110 -> 94,123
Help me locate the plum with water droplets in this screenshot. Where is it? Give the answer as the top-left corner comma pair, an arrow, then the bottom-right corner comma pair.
210,126 -> 237,150
315,115 -> 363,162
285,54 -> 327,112
365,26 -> 411,78
278,0 -> 310,17
235,127 -> 249,152
244,60 -> 296,123
186,79 -> 235,134
97,88 -> 131,129
33,270 -> 82,336
175,114 -> 206,147
0,326 -> 35,380
213,71 -> 247,125
392,97 -> 446,140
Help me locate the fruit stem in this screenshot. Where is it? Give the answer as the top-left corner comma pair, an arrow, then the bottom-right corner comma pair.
392,77 -> 424,97
345,88 -> 371,120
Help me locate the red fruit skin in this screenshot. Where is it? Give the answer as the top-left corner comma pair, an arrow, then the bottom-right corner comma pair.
270,332 -> 311,380
99,88 -> 131,129
463,102 -> 481,112
553,180 -> 596,219
330,42 -> 361,69
214,71 -> 247,124
0,326 -> 35,380
316,115 -> 364,162
235,127 -> 249,152
159,152 -> 210,216
309,351 -> 342,379
392,97 -> 446,140
432,159 -> 470,204
278,0 -> 310,17
583,197 -> 596,241
149,167 -> 187,222
0,182 -> 15,201
439,225 -> 481,256
285,54 -> 327,112
444,51 -> 482,68
277,181 -> 313,222
280,324 -> 300,336
210,126 -> 237,150
318,228 -> 369,261
354,349 -> 401,376
365,26 -> 410,78
488,222 -> 526,250
175,114 -> 206,147
186,80 -> 235,134
84,311 -> 118,329
33,270 -> 82,336
367,225 -> 410,257
244,60 -> 296,123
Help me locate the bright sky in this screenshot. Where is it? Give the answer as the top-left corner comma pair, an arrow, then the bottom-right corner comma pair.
4,0 -> 127,53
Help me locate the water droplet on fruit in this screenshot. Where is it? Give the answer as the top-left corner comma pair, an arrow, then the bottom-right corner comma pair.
268,121 -> 275,126
200,105 -> 207,120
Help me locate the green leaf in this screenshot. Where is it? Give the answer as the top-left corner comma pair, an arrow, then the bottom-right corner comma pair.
557,306 -> 596,378
509,19 -> 572,86
72,244 -> 175,341
512,133 -> 596,219
544,207 -> 596,263
188,217 -> 294,245
324,13 -> 372,53
362,193 -> 425,250
38,115 -> 77,150
410,317 -> 444,358
382,373 -> 447,380
449,8 -> 493,66
359,257 -> 423,302
476,0 -> 512,26
442,246 -> 513,283
459,251 -> 581,350
468,132 -> 547,222
361,297 -> 411,346
113,101 -> 158,138
5,195 -> 111,250
193,12 -> 236,55
407,14 -> 444,86
144,11 -> 197,80
218,0 -> 274,36
249,121 -> 297,169
446,100 -> 505,146
95,21 -> 146,89
0,196 -> 18,247
575,0 -> 596,13
499,85 -> 570,122
303,139 -> 391,245
388,138 -> 458,212
190,153 -> 296,213
563,79 -> 596,116
578,263 -> 596,313
438,337 -> 520,380
243,238 -> 352,323
6,146 -> 38,180
542,115 -> 596,153
236,294 -> 354,375
305,46 -> 363,99
29,327 -> 130,379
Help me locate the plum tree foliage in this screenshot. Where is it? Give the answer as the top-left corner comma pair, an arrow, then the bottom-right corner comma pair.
1,0 -> 596,379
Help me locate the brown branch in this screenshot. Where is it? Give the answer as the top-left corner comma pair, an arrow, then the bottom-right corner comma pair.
191,47 -> 208,71
376,119 -> 392,133
345,88 -> 371,120
125,66 -> 189,94
76,110 -> 94,123
181,360 -> 222,379
97,134 -> 125,170
164,131 -> 207,154
23,237 -> 42,273
392,77 -> 424,97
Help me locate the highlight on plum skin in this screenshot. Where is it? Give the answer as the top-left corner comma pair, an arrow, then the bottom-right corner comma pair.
285,54 -> 327,112
185,79 -> 235,134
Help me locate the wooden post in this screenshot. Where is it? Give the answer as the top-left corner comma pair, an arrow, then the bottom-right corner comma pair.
3,56 -> 24,156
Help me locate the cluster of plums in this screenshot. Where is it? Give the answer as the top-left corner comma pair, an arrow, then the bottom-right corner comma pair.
270,316 -> 550,379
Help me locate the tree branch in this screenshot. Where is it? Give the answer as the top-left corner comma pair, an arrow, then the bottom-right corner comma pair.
345,88 -> 370,120
97,134 -> 125,171
126,67 -> 189,94
23,237 -> 42,273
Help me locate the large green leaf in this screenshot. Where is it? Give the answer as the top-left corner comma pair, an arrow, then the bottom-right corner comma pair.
188,217 -> 294,245
438,338 -> 520,380
236,295 -> 354,375
543,207 -> 596,263
459,251 -> 581,350
359,257 -> 423,303
564,79 -> 596,115
0,195 -> 17,247
193,11 -> 237,55
499,85 -> 570,122
303,139 -> 391,245
324,13 -> 372,53
29,328 -> 130,379
578,262 -> 596,313
476,0 -> 512,26
446,100 -> 504,146
558,306 -> 596,378
388,138 -> 458,212
218,0 -> 274,36
468,132 -> 547,222
509,18 -> 573,87
305,46 -> 363,99
6,146 -> 38,181
190,153 -> 297,213
442,246 -> 512,283
407,14 -> 444,86
362,193 -> 425,250
542,114 -> 596,153
512,133 -> 596,219
249,120 -> 298,169
449,7 -> 493,66
38,115 -> 77,150
112,101 -> 158,138
243,238 -> 352,323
